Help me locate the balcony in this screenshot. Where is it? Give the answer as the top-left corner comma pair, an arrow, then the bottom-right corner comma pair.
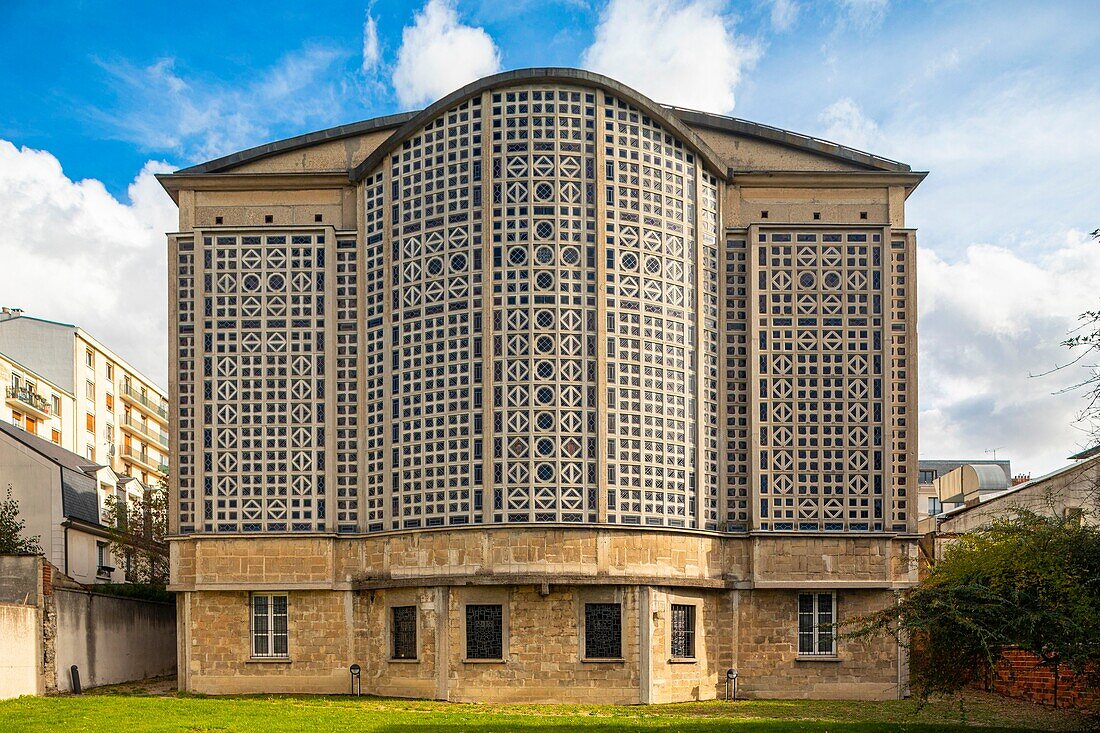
5,385 -> 51,419
120,415 -> 169,451
119,383 -> 168,424
121,446 -> 167,478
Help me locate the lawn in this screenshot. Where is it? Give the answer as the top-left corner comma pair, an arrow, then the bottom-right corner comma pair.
0,681 -> 1090,732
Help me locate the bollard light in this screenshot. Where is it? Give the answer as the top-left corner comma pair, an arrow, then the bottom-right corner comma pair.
350,663 -> 362,696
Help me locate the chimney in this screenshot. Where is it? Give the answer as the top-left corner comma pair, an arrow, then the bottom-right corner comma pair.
1011,474 -> 1030,486
0,307 -> 23,321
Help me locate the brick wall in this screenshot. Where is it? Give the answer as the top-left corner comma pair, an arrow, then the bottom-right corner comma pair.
982,649 -> 1098,711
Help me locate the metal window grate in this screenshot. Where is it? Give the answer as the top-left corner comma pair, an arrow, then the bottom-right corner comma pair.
584,603 -> 622,659
671,603 -> 696,658
465,604 -> 503,659
252,594 -> 288,658
392,606 -> 417,660
797,592 -> 835,655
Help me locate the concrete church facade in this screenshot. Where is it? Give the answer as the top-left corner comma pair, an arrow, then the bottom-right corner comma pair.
160,69 -> 923,701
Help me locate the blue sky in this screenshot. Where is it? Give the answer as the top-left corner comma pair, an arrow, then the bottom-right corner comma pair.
0,0 -> 1098,474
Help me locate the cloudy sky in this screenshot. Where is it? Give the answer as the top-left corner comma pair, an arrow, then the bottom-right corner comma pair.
1,0 -> 1097,475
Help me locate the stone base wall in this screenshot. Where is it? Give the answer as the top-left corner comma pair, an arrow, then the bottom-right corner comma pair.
178,586 -> 905,702
173,530 -> 914,702
736,589 -> 901,700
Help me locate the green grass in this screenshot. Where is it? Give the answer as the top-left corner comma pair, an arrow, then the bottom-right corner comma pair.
0,684 -> 1090,732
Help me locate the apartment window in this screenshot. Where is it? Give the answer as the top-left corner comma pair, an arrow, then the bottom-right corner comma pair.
251,594 -> 289,658
465,604 -> 503,660
105,363 -> 114,380
12,411 -> 23,429
391,606 -> 417,660
105,393 -> 114,412
918,469 -> 937,484
927,496 -> 942,516
798,592 -> 836,656
11,374 -> 20,389
105,423 -> 114,442
85,444 -> 95,460
25,418 -> 37,436
670,604 -> 696,659
86,413 -> 95,432
51,394 -> 60,416
86,380 -> 95,399
96,541 -> 110,572
51,428 -> 61,444
583,603 -> 622,659
85,349 -> 94,367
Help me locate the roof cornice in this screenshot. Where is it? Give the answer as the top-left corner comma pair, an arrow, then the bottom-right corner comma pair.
732,170 -> 928,197
156,171 -> 354,202
349,67 -> 729,182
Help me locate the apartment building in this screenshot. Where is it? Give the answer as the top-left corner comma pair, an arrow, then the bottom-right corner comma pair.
0,308 -> 169,485
1,350 -> 75,450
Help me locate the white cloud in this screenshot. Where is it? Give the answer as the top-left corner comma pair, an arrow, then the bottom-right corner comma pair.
0,140 -> 177,386
94,45 -> 347,163
581,0 -> 760,114
819,97 -> 881,151
835,0 -> 889,29
362,13 -> 382,72
767,0 -> 799,31
391,0 -> 502,109
918,231 -> 1100,475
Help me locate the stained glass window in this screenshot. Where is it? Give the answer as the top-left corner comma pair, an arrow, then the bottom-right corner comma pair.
584,603 -> 622,659
465,604 -> 503,659
670,603 -> 695,659
392,606 -> 417,660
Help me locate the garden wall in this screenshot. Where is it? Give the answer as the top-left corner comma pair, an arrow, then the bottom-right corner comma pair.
983,649 -> 1097,711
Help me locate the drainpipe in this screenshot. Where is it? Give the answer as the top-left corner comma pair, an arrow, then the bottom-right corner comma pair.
895,590 -> 904,699
64,524 -> 70,576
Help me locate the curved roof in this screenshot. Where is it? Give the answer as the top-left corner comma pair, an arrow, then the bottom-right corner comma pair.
965,464 -> 1011,493
169,67 -> 915,179
349,67 -> 728,181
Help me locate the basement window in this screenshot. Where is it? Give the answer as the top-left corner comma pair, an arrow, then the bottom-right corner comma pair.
251,593 -> 289,659
797,592 -> 836,656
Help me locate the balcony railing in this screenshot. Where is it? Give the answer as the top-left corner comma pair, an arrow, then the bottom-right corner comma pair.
119,383 -> 168,422
5,385 -> 51,416
121,415 -> 169,450
121,447 -> 167,476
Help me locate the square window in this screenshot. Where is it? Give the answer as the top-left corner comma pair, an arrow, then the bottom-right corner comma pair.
392,606 -> 417,660
252,593 -> 289,658
465,604 -> 503,660
797,592 -> 836,656
670,603 -> 696,659
584,603 -> 622,659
